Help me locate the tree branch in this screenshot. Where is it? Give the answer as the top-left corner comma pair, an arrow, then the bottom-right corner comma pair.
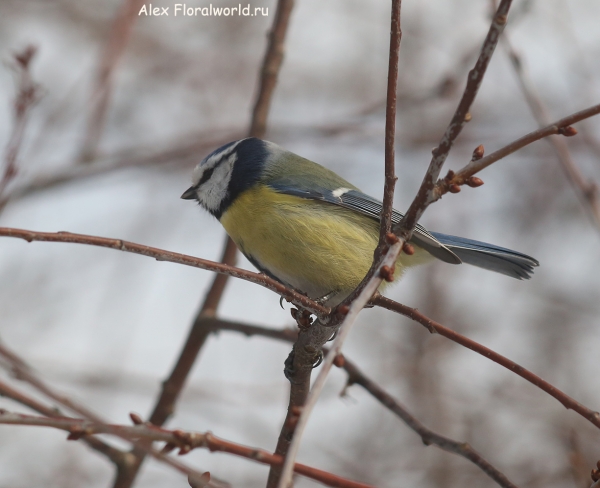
79,0 -> 145,162
0,46 -> 41,202
273,2 -> 406,486
377,0 -> 402,250
371,295 -> 600,430
0,227 -> 327,316
0,377 -> 129,470
117,1 -> 296,486
0,411 -> 373,488
440,102 -> 600,191
500,32 -> 600,230
396,0 -> 513,237
201,317 -> 519,488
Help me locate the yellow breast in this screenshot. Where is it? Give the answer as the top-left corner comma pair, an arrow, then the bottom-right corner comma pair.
220,185 -> 432,304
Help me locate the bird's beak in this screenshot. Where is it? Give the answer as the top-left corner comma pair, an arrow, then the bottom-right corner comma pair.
181,186 -> 197,200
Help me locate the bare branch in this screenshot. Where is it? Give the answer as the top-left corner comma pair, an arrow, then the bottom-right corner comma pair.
273,3 -> 407,486
276,240 -> 404,488
371,295 -> 600,430
378,0 -> 402,250
3,129 -> 240,205
0,227 -> 328,316
441,103 -> 600,190
0,411 -> 373,488
201,318 -> 519,488
0,377 -> 128,467
115,2 -> 296,486
397,0 -> 513,237
0,339 -> 105,421
79,0 -> 145,162
248,0 -> 295,139
500,33 -> 600,230
0,46 -> 41,201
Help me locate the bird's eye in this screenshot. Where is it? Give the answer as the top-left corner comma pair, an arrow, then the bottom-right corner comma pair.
198,166 -> 215,186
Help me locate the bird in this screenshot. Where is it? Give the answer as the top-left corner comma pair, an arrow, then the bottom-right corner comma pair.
181,138 -> 539,306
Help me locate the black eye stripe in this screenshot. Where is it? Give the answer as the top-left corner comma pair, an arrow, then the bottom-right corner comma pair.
198,166 -> 215,186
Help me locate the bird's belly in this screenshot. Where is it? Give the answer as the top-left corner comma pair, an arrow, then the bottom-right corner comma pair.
220,186 -> 431,304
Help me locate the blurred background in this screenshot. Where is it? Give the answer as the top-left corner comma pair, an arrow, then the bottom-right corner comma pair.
0,0 -> 599,486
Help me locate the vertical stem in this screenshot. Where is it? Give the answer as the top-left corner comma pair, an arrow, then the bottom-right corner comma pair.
378,0 -> 402,252
271,3 -> 403,487
79,0 -> 144,163
111,1 -> 296,487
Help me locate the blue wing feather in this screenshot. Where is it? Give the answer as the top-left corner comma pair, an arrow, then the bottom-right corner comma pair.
269,183 -> 539,279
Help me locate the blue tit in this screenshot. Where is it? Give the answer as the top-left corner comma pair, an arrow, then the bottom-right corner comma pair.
181,138 -> 539,306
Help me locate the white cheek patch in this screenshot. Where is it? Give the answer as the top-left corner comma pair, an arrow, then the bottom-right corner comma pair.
191,139 -> 245,187
332,187 -> 351,198
197,153 -> 237,211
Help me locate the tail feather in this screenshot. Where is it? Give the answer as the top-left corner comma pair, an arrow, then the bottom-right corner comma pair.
429,232 -> 539,280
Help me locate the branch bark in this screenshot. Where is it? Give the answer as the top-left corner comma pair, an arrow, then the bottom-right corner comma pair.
500,33 -> 600,230
273,2 -> 406,486
114,1 -> 296,486
377,0 -> 402,250
200,317 -> 519,488
79,0 -> 145,162
0,227 -> 327,316
371,295 -> 600,430
396,0 -> 513,238
441,103 -> 600,190
0,46 -> 40,202
0,410 -> 372,488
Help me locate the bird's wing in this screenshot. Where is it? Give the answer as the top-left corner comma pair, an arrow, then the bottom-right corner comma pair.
269,184 -> 461,264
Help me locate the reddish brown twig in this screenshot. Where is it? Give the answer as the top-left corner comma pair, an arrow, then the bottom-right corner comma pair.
0,378 -> 128,468
439,103 -> 600,191
0,381 -> 217,488
0,411 -> 373,488
248,0 -> 295,139
0,340 -> 104,421
372,295 -> 600,430
397,0 -> 513,238
0,354 -> 218,487
275,3 -> 405,486
377,0 -> 402,250
0,227 -> 327,316
115,2 -> 296,486
500,34 -> 600,230
79,0 -> 145,162
0,46 -> 41,201
4,129 -> 241,205
198,318 -> 518,488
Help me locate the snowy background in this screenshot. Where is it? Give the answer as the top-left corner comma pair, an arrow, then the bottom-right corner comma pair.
0,0 -> 600,487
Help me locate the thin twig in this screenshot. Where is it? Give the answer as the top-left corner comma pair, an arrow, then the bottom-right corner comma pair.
0,340 -> 105,421
340,359 -> 518,488
276,3 -> 519,485
0,377 -> 129,468
0,357 -> 220,488
276,240 -> 403,488
274,3 -> 406,486
0,410 -> 372,488
0,227 -> 327,316
3,129 -> 241,205
79,0 -> 145,162
500,33 -> 600,230
202,317 -> 519,488
0,46 -> 41,201
396,0 -> 513,238
442,103 -> 600,189
377,0 -> 402,250
371,295 -> 600,430
116,2 -> 296,486
248,0 -> 295,138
